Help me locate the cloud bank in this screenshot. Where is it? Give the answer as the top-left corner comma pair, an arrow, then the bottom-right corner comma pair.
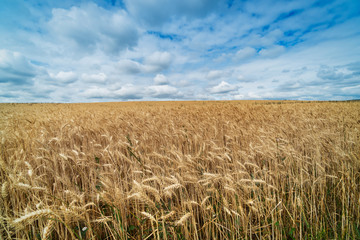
0,0 -> 359,102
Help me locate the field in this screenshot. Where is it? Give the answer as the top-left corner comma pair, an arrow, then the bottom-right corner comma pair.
1,101 -> 360,239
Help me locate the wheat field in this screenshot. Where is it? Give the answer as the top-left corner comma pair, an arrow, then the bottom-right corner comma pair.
0,101 -> 359,239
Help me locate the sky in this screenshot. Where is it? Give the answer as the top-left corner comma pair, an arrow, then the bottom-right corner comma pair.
0,0 -> 359,102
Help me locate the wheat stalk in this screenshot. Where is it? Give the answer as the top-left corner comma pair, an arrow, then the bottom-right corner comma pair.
160,211 -> 176,220
163,183 -> 182,192
141,211 -> 156,222
41,219 -> 55,240
1,182 -> 8,199
175,212 -> 192,226
2,100 -> 359,239
12,209 -> 53,230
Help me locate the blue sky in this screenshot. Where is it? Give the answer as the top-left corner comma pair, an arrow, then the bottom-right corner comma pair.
0,0 -> 359,102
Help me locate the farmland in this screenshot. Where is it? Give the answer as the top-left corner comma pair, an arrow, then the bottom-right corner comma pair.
1,101 -> 360,239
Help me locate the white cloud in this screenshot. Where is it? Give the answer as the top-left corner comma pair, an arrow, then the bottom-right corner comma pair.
117,52 -> 172,75
206,69 -> 232,80
1,0 -> 360,102
207,70 -> 223,79
81,87 -> 112,99
113,84 -> 143,99
118,59 -> 142,74
50,71 -> 77,84
259,45 -> 285,58
147,85 -> 179,98
48,3 -> 139,55
144,51 -> 172,72
232,94 -> 245,100
81,84 -> 143,100
237,75 -> 253,83
153,74 -> 169,85
234,47 -> 256,60
341,84 -> 360,91
81,73 -> 107,83
209,81 -> 237,94
0,49 -> 36,84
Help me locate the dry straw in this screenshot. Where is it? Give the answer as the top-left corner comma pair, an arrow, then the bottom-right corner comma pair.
12,209 -> 53,230
175,213 -> 192,226
1,101 -> 359,239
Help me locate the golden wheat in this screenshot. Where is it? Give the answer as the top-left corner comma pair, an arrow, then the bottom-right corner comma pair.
12,209 -> 53,230
0,101 -> 359,239
41,219 -> 55,240
175,212 -> 192,226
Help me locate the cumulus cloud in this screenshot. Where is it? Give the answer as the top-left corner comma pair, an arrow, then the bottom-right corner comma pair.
144,51 -> 172,72
48,3 -> 139,55
234,47 -> 256,60
81,87 -> 112,99
113,84 -> 143,99
82,84 -> 143,100
0,49 -> 36,85
1,0 -> 359,102
209,81 -> 237,94
147,85 -> 179,98
153,74 -> 169,85
117,52 -> 172,75
82,84 -> 180,100
81,73 -> 107,83
50,71 -> 77,84
118,59 -> 142,74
